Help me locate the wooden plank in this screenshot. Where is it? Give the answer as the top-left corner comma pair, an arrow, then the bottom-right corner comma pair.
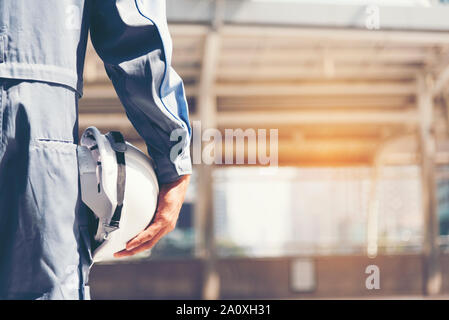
217,66 -> 420,81
214,82 -> 416,97
221,26 -> 449,45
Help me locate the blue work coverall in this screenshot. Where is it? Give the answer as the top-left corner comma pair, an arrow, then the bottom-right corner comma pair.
0,0 -> 192,299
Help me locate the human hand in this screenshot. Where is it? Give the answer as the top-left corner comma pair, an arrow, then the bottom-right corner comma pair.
114,174 -> 191,258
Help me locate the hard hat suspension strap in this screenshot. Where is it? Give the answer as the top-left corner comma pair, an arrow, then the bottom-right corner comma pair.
106,131 -> 127,229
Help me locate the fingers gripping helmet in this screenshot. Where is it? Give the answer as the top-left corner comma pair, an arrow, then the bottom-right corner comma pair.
77,127 -> 159,263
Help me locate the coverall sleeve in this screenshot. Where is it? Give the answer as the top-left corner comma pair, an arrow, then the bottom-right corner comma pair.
89,0 -> 192,184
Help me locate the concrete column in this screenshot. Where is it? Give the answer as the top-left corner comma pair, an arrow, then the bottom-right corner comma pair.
194,12 -> 222,298
417,73 -> 442,296
366,158 -> 381,258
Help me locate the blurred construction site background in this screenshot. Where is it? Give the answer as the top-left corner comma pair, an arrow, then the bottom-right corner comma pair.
82,0 -> 449,299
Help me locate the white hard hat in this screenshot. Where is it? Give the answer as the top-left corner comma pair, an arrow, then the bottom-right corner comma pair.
77,127 -> 159,263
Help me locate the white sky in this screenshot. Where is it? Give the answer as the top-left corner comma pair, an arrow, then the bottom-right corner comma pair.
251,0 -> 435,7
